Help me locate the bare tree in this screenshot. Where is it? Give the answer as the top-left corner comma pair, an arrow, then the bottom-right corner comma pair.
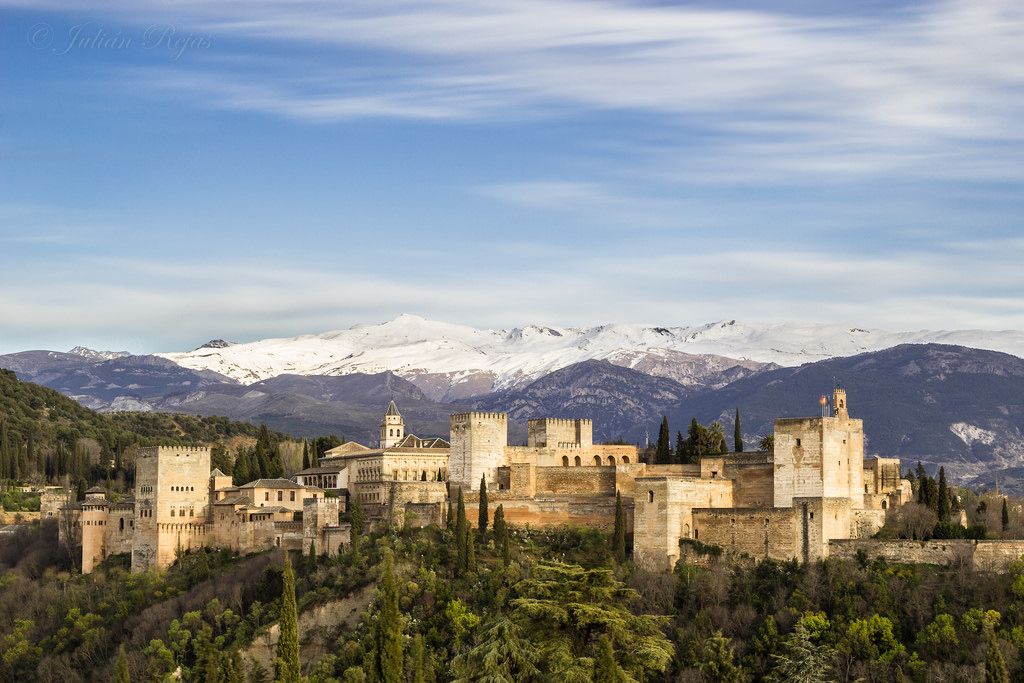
57,505 -> 82,570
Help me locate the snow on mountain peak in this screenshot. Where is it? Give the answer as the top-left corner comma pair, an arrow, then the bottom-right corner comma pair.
68,346 -> 130,361
156,317 -> 1024,396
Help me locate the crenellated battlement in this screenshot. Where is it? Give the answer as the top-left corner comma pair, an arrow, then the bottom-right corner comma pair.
451,411 -> 508,422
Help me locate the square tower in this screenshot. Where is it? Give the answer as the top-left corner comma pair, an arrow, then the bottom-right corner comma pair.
132,446 -> 212,572
527,418 -> 593,449
448,412 -> 508,490
772,389 -> 864,509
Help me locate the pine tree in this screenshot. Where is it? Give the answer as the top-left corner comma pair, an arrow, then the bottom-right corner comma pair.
986,634 -> 1010,683
734,407 -> 743,453
592,635 -> 629,682
674,432 -> 685,465
114,644 -> 130,683
1002,498 -> 1010,533
275,554 -> 301,683
493,504 -> 510,566
225,651 -> 245,683
373,549 -> 404,683
350,497 -> 365,537
478,475 -> 489,535
455,488 -> 469,575
937,467 -> 951,522
611,491 -> 626,563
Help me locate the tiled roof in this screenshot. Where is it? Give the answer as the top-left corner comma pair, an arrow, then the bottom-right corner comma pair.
384,400 -> 401,417
238,478 -> 304,489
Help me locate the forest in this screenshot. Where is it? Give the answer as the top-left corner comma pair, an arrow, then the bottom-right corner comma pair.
2,491 -> 1024,683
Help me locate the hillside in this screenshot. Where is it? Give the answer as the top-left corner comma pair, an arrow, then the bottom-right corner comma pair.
0,369 -> 288,477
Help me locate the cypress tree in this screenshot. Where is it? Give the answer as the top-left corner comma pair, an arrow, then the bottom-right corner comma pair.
302,441 -> 310,471
687,418 -> 703,464
275,554 -> 301,683
734,407 -> 743,453
350,497 -> 365,537
114,644 -> 130,683
1002,498 -> 1010,533
466,522 -> 477,574
493,504 -> 510,566
986,634 -> 1010,683
233,448 -> 251,486
655,416 -> 671,464
309,540 -> 318,569
478,475 -> 489,535
410,633 -> 428,683
937,467 -> 951,522
373,549 -> 404,683
611,491 -> 626,563
675,432 -> 685,465
455,489 -> 468,575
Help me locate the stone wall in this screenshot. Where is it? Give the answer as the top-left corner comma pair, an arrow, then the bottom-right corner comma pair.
633,477 -> 735,571
527,418 -> 593,449
535,466 -> 615,496
692,507 -> 799,561
827,539 -> 1024,571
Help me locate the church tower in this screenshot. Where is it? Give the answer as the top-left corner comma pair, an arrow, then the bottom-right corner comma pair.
833,388 -> 848,420
380,400 -> 405,448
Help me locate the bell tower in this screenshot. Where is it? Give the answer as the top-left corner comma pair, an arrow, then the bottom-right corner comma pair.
380,400 -> 405,448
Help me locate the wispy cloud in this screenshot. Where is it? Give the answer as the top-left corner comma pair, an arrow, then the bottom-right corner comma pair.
13,0 -> 1024,182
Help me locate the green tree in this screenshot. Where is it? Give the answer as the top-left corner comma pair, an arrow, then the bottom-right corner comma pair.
493,504 -> 510,566
409,633 -> 429,683
986,634 -> 1009,683
699,631 -> 747,683
114,644 -> 131,683
372,549 -> 404,683
450,617 -> 540,683
1002,498 -> 1010,533
674,431 -> 685,465
655,416 -> 671,464
767,617 -> 835,683
734,407 -> 743,452
592,634 -> 630,683
937,467 -> 951,522
232,448 -> 251,486
455,488 -> 470,575
274,554 -> 301,683
350,497 -> 365,537
611,491 -> 626,564
466,521 -> 477,574
478,475 -> 489,535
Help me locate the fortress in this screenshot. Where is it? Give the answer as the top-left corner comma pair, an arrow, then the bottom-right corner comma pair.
64,389 -> 911,573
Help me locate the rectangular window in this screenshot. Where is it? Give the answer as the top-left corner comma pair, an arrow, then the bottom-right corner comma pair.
265,492 -> 269,501
290,491 -> 295,502
278,491 -> 283,501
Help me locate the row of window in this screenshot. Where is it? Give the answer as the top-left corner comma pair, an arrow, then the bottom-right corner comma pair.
170,507 -> 195,517
560,455 -> 629,467
264,490 -> 297,502
171,485 -> 196,492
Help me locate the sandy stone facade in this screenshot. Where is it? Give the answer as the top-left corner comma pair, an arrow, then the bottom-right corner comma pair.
65,447 -> 349,574
632,389 -> 912,569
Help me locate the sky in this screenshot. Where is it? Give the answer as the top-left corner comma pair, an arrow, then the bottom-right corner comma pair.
0,0 -> 1022,354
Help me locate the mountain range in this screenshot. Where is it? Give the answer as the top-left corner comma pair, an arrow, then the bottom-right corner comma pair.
3,316 -> 1024,490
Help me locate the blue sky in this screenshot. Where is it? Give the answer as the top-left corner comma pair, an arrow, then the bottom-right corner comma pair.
0,0 -> 1022,353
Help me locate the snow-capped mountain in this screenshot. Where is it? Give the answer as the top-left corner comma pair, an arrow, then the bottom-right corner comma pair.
68,346 -> 130,361
157,314 -> 1024,398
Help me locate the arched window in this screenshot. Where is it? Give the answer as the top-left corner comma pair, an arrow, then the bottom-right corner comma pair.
594,455 -> 602,466
647,490 -> 654,503
119,518 -> 125,531
622,456 -> 630,464
881,500 -> 888,510
562,456 -> 569,467
574,456 -> 581,466
607,456 -> 615,465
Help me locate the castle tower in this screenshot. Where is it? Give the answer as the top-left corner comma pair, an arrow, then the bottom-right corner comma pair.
833,388 -> 848,420
380,401 -> 405,449
132,446 -> 212,573
448,412 -> 508,491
